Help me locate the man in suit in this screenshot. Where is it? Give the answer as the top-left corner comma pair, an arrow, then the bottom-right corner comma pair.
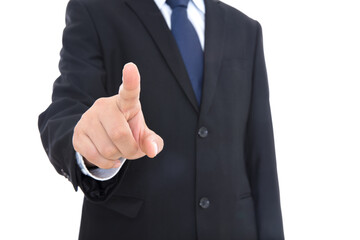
38,0 -> 284,239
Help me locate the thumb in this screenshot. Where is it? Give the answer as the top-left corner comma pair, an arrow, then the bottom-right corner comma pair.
139,127 -> 164,158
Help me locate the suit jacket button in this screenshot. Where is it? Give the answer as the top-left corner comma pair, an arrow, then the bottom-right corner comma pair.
199,197 -> 210,209
198,127 -> 208,138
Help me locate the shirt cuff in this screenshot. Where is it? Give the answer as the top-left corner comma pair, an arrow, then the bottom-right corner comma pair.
75,152 -> 126,181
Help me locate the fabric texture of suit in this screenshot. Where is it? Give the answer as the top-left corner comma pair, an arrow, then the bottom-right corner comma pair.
38,0 -> 284,239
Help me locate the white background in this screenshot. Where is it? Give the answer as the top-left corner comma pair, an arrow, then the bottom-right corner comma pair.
0,0 -> 359,239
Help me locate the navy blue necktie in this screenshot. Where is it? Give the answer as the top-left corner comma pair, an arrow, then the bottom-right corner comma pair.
166,0 -> 204,105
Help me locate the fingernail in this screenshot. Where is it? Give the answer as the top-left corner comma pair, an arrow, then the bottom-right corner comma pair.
152,141 -> 158,156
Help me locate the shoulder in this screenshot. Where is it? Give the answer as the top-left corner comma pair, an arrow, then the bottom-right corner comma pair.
216,0 -> 260,29
72,0 -> 123,5
66,0 -> 129,22
68,0 -> 126,12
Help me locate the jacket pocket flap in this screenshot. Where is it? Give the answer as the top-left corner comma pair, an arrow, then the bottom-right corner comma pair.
103,195 -> 144,218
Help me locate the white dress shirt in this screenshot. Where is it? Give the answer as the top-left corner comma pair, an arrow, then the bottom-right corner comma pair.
76,0 -> 206,181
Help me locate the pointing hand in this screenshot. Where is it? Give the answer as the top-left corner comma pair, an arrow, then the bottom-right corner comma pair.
73,63 -> 164,169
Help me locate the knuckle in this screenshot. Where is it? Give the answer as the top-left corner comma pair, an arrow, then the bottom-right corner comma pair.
73,124 -> 83,138
73,124 -> 80,135
100,145 -> 118,159
81,110 -> 91,121
79,113 -> 93,128
94,97 -> 107,108
72,131 -> 84,152
109,128 -> 127,141
84,148 -> 98,162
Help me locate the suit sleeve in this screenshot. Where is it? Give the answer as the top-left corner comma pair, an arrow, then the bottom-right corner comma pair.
244,21 -> 285,239
38,0 -> 129,202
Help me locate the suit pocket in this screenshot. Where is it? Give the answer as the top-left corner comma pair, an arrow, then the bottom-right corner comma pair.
234,192 -> 258,238
238,192 -> 252,200
102,195 -> 144,218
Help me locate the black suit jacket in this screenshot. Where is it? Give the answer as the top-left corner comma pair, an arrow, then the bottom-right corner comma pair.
38,0 -> 284,239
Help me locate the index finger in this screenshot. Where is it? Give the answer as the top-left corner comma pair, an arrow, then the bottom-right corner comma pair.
117,62 -> 141,116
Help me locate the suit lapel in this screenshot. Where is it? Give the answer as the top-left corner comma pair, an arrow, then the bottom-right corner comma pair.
125,0 -> 199,113
201,0 -> 225,115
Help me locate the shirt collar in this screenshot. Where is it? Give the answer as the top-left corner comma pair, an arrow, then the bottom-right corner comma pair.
154,0 -> 205,14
